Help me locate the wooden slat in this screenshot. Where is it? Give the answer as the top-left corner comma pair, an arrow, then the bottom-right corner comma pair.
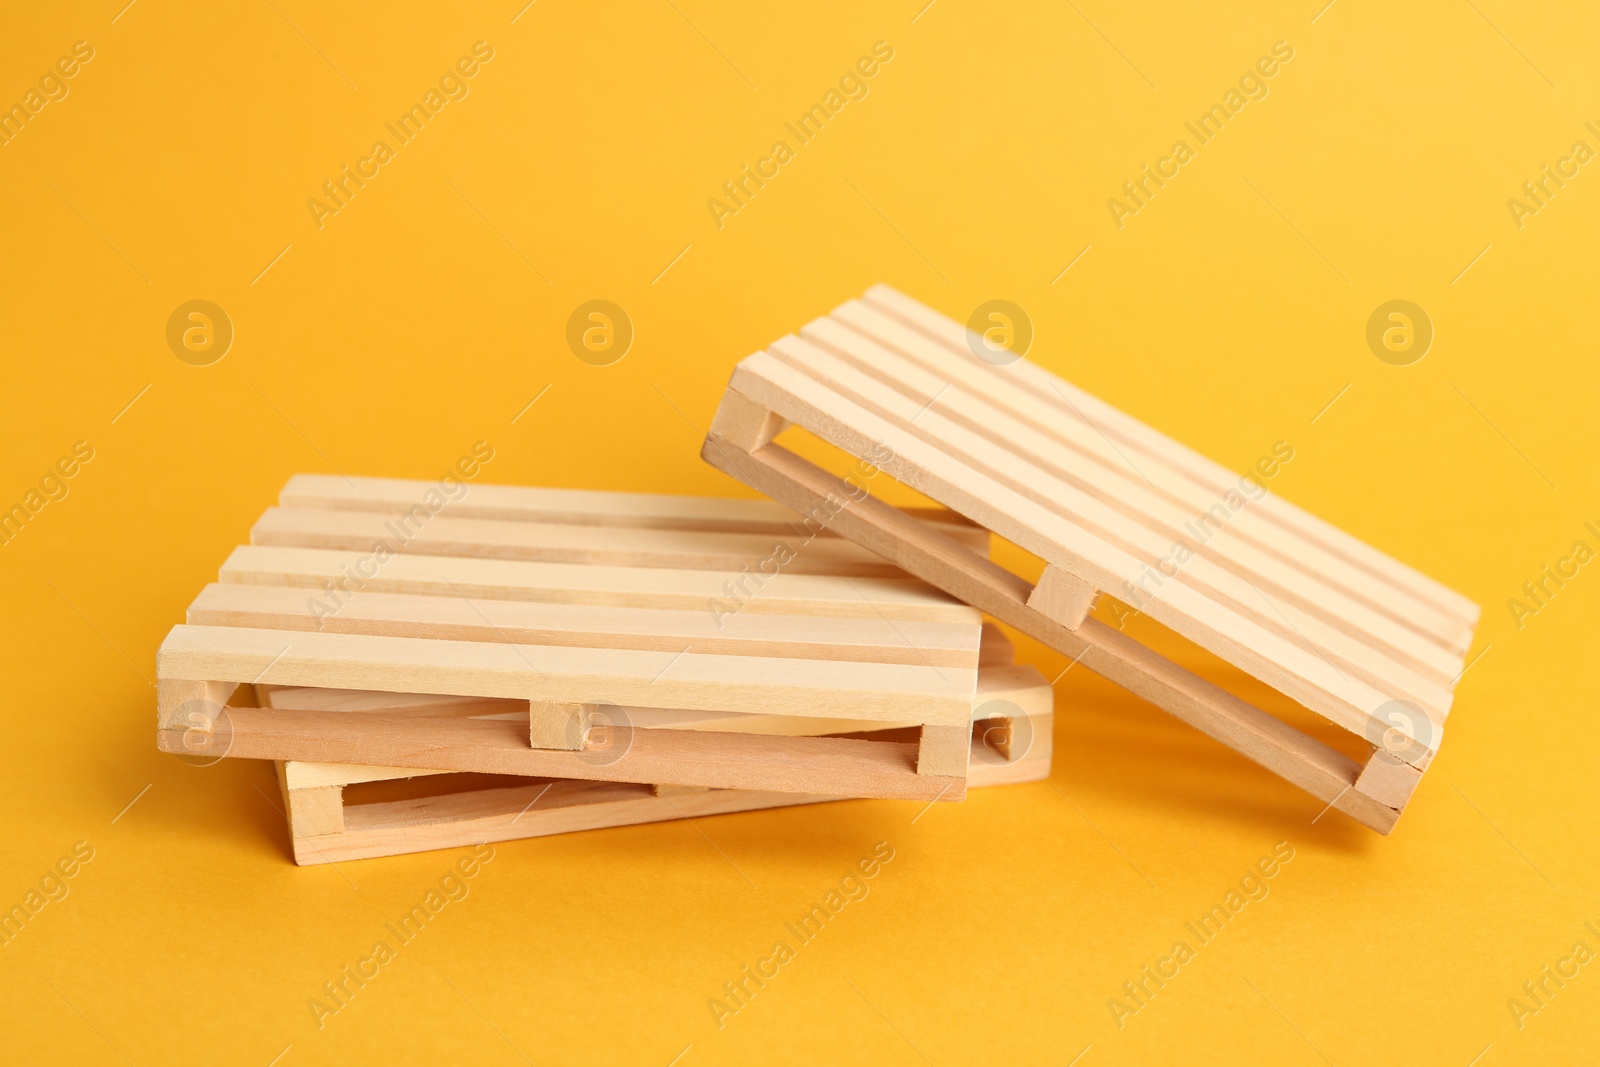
252,506 -> 908,577
262,664 -> 1058,747
257,686 -> 519,718
860,284 -> 1480,630
187,583 -> 982,668
289,779 -> 827,864
218,545 -> 976,623
279,473 -> 991,552
721,360 -> 1436,752
158,624 -> 976,725
159,705 -> 966,801
280,712 -> 1052,794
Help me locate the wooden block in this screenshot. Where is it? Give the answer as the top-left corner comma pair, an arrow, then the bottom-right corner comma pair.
917,723 -> 971,777
285,783 -> 346,837
651,783 -> 713,797
699,285 -> 1483,832
530,701 -> 591,750
978,622 -> 1014,667
1354,750 -> 1424,811
1026,564 -> 1097,630
157,678 -> 237,732
710,387 -> 789,452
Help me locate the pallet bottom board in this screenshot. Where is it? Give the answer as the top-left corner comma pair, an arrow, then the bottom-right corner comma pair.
165,705 -> 966,801
277,715 -> 1052,865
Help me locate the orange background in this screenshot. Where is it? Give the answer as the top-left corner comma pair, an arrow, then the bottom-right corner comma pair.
1,1 -> 1597,1064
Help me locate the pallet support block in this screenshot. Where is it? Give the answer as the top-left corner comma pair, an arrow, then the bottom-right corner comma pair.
1027,564 -> 1098,629
651,783 -> 714,797
917,723 -> 971,778
529,701 -> 593,750
710,387 -> 790,451
287,783 -> 346,837
1354,750 -> 1424,810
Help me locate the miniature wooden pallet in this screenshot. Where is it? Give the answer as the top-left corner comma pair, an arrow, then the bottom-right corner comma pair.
267,652 -> 1051,864
701,285 -> 1481,833
157,477 -> 1007,801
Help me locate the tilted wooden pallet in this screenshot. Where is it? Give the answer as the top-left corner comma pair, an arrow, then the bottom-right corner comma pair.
157,476 -> 1013,801
701,284 -> 1481,833
267,648 -> 1051,864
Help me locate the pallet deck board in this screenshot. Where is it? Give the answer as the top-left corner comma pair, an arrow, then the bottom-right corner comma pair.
218,545 -> 974,622
159,624 -> 976,723
187,582 -> 982,668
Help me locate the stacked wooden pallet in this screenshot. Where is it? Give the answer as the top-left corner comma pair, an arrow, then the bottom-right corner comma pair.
156,285 -> 1476,856
702,284 -> 1480,833
156,475 -> 1053,862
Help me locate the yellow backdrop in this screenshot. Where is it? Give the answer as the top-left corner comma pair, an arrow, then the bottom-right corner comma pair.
2,1 -> 1596,1064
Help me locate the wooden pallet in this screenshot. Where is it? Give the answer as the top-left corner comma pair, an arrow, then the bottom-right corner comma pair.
701,285 -> 1481,833
268,656 -> 1051,864
157,477 -> 1012,801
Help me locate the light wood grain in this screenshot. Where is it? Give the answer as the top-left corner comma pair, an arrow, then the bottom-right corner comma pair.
274,709 -> 1052,864
714,369 -> 1440,753
218,545 -> 975,623
710,387 -> 790,451
701,432 -> 1406,832
280,471 -> 989,551
738,345 -> 1457,730
803,309 -> 1475,666
159,624 -> 977,725
187,581 -> 982,668
160,706 -> 967,801
1027,564 -> 1098,631
859,284 -> 1480,633
253,505 -> 910,578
